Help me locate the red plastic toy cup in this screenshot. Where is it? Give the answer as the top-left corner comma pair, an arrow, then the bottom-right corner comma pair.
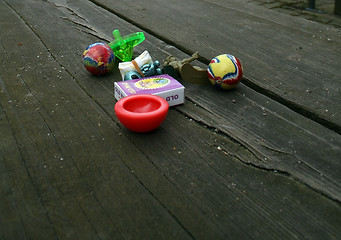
114,94 -> 169,132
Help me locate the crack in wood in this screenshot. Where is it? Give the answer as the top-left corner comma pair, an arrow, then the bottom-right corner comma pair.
175,98 -> 270,165
175,98 -> 341,204
47,0 -> 88,22
88,0 -> 341,135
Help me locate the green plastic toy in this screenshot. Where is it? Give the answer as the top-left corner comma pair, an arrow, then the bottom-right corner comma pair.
108,29 -> 145,62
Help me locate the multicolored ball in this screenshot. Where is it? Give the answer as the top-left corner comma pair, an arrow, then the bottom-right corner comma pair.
207,54 -> 243,90
83,42 -> 115,76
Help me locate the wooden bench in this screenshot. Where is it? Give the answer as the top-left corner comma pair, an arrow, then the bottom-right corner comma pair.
1,0 -> 340,239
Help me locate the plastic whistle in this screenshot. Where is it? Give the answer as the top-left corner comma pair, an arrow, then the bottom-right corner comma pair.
109,29 -> 145,62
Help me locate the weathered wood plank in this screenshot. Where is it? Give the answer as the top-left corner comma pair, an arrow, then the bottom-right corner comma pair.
87,0 -> 341,203
94,0 -> 341,133
1,0 -> 341,239
0,1 -> 193,239
127,108 -> 341,239
42,0 -> 341,202
179,83 -> 341,202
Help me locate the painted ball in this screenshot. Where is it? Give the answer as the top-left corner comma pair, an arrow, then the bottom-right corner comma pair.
83,42 -> 115,76
207,54 -> 243,90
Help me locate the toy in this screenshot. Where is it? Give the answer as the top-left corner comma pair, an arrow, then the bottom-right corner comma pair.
114,94 -> 169,132
108,29 -> 145,62
119,51 -> 162,81
119,50 -> 153,80
164,52 -> 200,71
207,54 -> 243,90
83,42 -> 115,76
140,60 -> 163,77
115,74 -> 185,107
123,60 -> 163,81
124,71 -> 142,81
180,63 -> 208,85
163,52 -> 208,85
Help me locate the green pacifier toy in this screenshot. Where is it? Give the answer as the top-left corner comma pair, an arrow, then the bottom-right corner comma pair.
109,29 -> 145,62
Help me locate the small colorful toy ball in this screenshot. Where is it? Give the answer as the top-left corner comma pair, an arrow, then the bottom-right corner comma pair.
83,42 -> 115,76
207,54 -> 243,90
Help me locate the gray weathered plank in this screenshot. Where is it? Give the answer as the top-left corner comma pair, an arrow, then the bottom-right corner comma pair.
1,0 -> 341,239
71,0 -> 341,201
94,0 -> 341,133
87,0 -> 341,202
0,1 -> 193,238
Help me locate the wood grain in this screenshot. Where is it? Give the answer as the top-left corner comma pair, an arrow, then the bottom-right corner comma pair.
94,0 -> 341,133
1,0 -> 341,239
